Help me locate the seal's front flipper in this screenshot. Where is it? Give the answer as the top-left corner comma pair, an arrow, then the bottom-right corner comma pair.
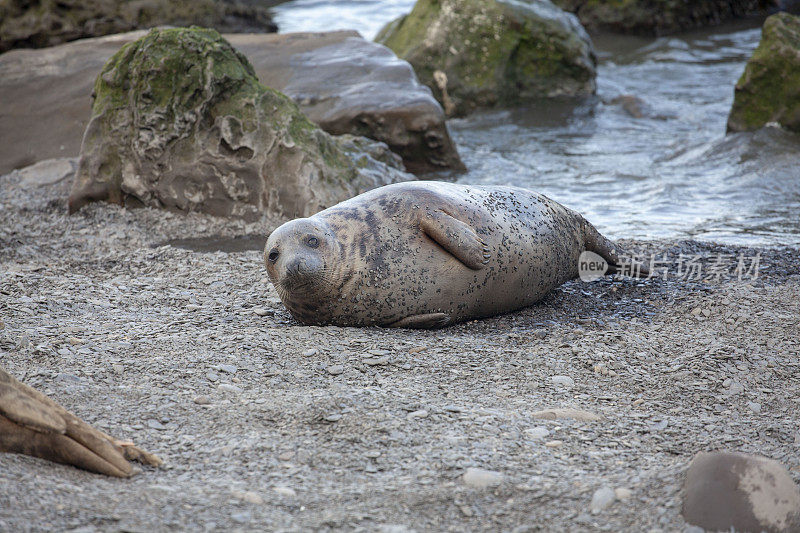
387,313 -> 450,329
581,219 -> 649,277
420,211 -> 490,270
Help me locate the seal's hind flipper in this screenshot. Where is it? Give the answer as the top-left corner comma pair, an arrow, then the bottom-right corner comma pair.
420,211 -> 490,270
388,313 -> 451,329
581,219 -> 649,277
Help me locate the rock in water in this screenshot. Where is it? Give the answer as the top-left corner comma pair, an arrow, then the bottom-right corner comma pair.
240,31 -> 465,175
68,27 -> 410,220
375,0 -> 596,117
0,0 -> 277,54
727,12 -> 800,133
682,451 -> 800,532
552,0 -> 783,36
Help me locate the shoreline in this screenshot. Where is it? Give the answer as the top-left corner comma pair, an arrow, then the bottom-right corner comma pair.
1,167 -> 799,531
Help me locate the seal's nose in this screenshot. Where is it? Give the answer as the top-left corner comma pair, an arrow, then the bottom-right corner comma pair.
284,257 -> 307,277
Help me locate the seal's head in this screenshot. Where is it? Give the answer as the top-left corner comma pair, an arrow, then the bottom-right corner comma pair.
264,218 -> 341,303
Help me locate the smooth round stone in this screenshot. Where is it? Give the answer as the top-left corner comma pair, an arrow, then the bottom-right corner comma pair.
746,401 -> 761,413
550,375 -> 575,387
615,487 -> 632,500
525,427 -> 551,439
326,364 -> 344,375
273,486 -> 296,497
590,486 -> 616,513
462,467 -> 504,489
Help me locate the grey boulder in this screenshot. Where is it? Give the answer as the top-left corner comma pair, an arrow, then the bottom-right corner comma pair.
682,451 -> 800,533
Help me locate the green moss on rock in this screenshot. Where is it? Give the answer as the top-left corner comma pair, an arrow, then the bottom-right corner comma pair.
727,12 -> 800,133
376,0 -> 597,117
70,27 -> 409,220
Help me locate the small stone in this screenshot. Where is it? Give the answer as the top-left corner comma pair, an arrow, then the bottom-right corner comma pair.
231,511 -> 251,524
590,486 -> 616,513
462,467 -> 504,488
324,413 -> 342,422
550,375 -> 574,388
650,419 -> 668,431
614,487 -> 632,501
533,328 -> 547,339
218,364 -> 237,374
112,364 -> 124,374
747,401 -> 762,413
303,349 -> 318,357
367,349 -> 391,356
326,364 -> 344,375
186,304 -> 202,311
407,409 -> 428,419
193,396 -> 211,405
206,371 -> 219,382
365,450 -> 381,459
728,382 -> 745,395
278,451 -> 294,461
147,419 -> 166,431
241,491 -> 263,505
364,463 -> 378,473
364,356 -> 390,366
273,486 -> 296,497
218,383 -> 242,393
532,408 -> 601,422
525,427 -> 550,439
545,440 -> 563,448
17,334 -> 29,349
253,308 -> 269,316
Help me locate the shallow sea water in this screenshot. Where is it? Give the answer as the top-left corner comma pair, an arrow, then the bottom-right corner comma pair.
274,2 -> 800,245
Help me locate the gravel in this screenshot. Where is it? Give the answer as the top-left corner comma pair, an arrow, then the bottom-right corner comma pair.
1,164 -> 799,531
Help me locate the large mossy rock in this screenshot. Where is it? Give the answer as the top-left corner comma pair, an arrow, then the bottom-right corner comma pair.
0,0 -> 277,54
0,30 -> 461,176
68,27 -> 410,220
375,0 -> 597,117
727,12 -> 800,133
552,0 -> 787,35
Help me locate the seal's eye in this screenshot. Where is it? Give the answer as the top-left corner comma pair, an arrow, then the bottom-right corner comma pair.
267,249 -> 279,263
306,236 -> 319,248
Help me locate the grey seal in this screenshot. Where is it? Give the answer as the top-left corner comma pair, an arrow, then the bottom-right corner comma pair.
264,181 -> 642,328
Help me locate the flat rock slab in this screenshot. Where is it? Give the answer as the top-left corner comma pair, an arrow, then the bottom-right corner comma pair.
0,29 -> 462,176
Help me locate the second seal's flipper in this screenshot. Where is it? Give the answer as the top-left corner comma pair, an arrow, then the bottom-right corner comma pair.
0,366 -> 162,477
581,219 -> 649,277
388,313 -> 451,329
420,210 -> 490,270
